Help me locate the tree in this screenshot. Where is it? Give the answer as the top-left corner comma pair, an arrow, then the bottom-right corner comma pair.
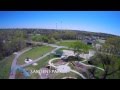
88,53 -> 120,79
48,37 -> 56,44
88,37 -> 120,79
70,41 -> 91,59
67,56 -> 84,62
102,37 -> 120,55
42,35 -> 49,42
0,30 -> 27,60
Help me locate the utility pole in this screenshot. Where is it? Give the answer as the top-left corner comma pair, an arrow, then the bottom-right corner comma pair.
61,21 -> 62,30
56,23 -> 57,29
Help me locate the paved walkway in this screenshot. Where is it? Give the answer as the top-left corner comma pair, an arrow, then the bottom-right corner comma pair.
48,58 -> 87,79
79,61 -> 104,71
9,48 -> 32,79
48,58 -> 105,79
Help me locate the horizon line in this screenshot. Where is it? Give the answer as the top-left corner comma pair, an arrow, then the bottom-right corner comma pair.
0,27 -> 119,37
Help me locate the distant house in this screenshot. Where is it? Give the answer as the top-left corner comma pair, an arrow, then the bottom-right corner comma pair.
86,40 -> 93,45
83,39 -> 93,45
83,37 -> 96,46
26,42 -> 33,47
26,41 -> 43,47
61,50 -> 75,61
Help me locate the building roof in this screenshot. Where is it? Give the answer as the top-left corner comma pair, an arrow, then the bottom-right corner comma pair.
62,50 -> 75,57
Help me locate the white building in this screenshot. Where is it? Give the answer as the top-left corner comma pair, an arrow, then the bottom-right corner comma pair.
79,50 -> 95,60
60,49 -> 95,60
61,50 -> 75,59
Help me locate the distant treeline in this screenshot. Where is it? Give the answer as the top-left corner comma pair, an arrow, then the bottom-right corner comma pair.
0,28 -> 117,39
0,30 -> 27,60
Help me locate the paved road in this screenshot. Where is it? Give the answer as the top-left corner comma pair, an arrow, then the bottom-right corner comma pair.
9,48 -> 32,79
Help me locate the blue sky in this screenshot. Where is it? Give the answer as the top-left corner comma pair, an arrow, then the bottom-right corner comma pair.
0,11 -> 120,36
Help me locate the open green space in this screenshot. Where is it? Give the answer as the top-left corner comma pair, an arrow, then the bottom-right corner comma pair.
0,55 -> 15,79
58,47 -> 73,51
17,46 -> 54,65
57,40 -> 92,52
56,40 -> 78,47
59,40 -> 79,42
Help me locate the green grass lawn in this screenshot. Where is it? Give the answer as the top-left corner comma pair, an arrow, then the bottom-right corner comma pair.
0,55 -> 15,79
17,46 -> 54,65
57,40 -> 92,52
60,40 -> 79,42
57,40 -> 78,47
58,47 -> 73,51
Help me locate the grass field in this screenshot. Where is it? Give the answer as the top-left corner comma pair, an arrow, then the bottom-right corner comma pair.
57,40 -> 78,47
57,40 -> 92,52
0,55 -> 15,79
59,40 -> 79,42
17,46 -> 54,65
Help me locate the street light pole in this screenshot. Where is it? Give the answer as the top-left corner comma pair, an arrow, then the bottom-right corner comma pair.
56,23 -> 57,29
61,21 -> 62,30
